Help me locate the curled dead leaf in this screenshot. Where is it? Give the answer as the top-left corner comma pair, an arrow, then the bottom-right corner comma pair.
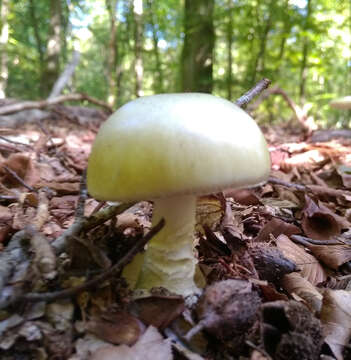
302,196 -> 343,240
320,289 -> 351,360
86,311 -> 145,346
90,326 -> 172,360
276,235 -> 327,285
255,217 -> 301,242
281,272 -> 323,313
132,293 -> 185,330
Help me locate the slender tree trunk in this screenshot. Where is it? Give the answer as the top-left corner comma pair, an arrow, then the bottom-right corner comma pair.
28,0 -> 45,96
147,0 -> 164,93
250,2 -> 273,85
0,0 -> 9,99
106,0 -> 118,106
42,0 -> 62,97
133,0 -> 144,97
226,0 -> 233,100
299,0 -> 312,104
181,0 -> 214,93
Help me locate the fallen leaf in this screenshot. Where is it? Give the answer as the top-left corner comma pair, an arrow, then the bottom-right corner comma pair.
90,326 -> 172,360
300,242 -> 351,270
276,235 -> 327,285
337,165 -> 351,189
281,272 -> 323,313
132,293 -> 185,330
301,195 -> 343,240
320,289 -> 351,360
255,217 -> 301,242
86,311 -> 145,346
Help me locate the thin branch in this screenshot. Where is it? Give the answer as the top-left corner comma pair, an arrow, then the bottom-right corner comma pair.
235,78 -> 271,108
268,176 -> 307,191
51,202 -> 135,254
75,170 -> 88,219
3,165 -> 36,192
0,93 -> 113,116
3,219 -> 164,307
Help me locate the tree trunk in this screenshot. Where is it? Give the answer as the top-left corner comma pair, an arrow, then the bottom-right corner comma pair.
133,0 -> 144,97
42,0 -> 62,97
226,0 -> 233,100
106,0 -> 119,106
181,0 -> 214,93
48,50 -> 81,99
250,1 -> 273,85
147,0 -> 164,93
299,0 -> 312,104
0,0 -> 9,99
29,0 -> 45,96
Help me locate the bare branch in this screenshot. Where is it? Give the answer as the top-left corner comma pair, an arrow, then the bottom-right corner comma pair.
235,78 -> 271,108
0,93 -> 113,116
2,219 -> 164,307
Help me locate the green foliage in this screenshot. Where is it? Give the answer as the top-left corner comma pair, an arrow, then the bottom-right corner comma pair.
3,0 -> 351,127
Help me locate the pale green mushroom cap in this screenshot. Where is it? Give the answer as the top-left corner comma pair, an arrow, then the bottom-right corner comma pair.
330,96 -> 351,110
87,93 -> 271,201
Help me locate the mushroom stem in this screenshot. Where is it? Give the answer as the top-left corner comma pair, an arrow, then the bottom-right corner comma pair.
136,194 -> 199,296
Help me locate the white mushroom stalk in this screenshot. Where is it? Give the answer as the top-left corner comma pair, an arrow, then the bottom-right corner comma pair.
137,195 -> 198,295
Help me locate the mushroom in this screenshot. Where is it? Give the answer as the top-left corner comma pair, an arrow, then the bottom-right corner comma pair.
87,93 -> 271,297
329,96 -> 351,110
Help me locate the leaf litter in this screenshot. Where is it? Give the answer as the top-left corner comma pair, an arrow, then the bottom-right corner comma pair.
0,114 -> 350,359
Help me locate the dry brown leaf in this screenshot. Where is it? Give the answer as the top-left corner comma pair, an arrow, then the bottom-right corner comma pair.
337,165 -> 351,189
255,217 -> 301,242
320,289 -> 351,360
132,294 -> 185,330
35,181 -> 79,195
86,311 -> 145,346
276,234 -> 327,285
302,195 -> 343,240
281,272 -> 323,313
223,188 -> 260,205
196,195 -> 224,232
0,153 -> 39,188
90,326 -> 172,360
301,242 -> 351,270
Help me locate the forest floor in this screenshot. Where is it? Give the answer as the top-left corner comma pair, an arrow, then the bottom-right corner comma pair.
0,109 -> 351,360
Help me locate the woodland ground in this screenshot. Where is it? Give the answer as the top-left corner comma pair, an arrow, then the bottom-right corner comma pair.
0,107 -> 350,360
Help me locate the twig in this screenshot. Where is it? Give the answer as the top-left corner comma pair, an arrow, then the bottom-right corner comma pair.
3,219 -> 164,307
0,230 -> 30,293
0,93 -> 113,116
0,135 -> 33,150
268,176 -> 306,191
235,78 -> 271,108
75,170 -> 88,219
51,202 -> 135,254
3,165 -> 36,192
291,234 -> 345,246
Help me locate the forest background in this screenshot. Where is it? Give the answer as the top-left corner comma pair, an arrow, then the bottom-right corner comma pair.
0,0 -> 350,128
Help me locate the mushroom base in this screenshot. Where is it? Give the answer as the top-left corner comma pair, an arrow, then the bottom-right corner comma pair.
135,194 -> 199,297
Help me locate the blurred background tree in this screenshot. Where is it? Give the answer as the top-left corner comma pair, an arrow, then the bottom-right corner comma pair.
1,0 -> 351,127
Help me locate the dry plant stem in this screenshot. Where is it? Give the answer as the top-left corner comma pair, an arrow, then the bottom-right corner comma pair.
0,93 -> 113,116
75,170 -> 88,219
2,219 -> 164,307
3,165 -> 36,192
268,176 -> 306,191
51,202 -> 135,254
291,234 -> 344,246
0,230 -> 29,293
235,78 -> 271,108
0,135 -> 33,150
